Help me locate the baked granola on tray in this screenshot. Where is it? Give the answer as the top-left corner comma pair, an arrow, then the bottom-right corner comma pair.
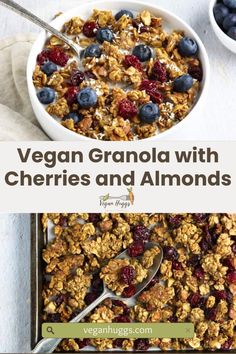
33,8 -> 203,141
41,213 -> 236,352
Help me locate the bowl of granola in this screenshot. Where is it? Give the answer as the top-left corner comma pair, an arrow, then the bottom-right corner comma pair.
27,0 -> 210,141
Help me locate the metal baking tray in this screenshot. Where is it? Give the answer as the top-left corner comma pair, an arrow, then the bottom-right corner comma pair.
31,213 -> 44,350
30,213 -> 233,353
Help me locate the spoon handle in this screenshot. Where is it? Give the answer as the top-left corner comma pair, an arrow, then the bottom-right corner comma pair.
0,0 -> 78,51
32,291 -> 110,353
31,338 -> 62,354
71,291 -> 110,323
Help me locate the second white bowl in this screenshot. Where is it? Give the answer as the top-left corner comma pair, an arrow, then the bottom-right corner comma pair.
209,0 -> 236,53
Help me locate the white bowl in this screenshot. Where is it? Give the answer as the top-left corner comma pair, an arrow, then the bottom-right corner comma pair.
27,0 -> 210,141
209,0 -> 236,53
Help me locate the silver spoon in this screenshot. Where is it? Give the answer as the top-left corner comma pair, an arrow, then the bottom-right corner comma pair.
0,0 -> 79,54
32,242 -> 163,353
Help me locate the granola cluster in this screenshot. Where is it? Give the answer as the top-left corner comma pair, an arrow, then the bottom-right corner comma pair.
42,213 -> 236,352
33,9 -> 202,141
100,254 -> 155,296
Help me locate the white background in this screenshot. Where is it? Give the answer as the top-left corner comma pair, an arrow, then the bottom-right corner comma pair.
0,0 -> 236,353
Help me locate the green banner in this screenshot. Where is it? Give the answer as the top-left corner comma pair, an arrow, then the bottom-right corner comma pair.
42,323 -> 194,339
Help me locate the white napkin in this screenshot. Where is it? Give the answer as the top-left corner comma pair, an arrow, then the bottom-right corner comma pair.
0,34 -> 48,140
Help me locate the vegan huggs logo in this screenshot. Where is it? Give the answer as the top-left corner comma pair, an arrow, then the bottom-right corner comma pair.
99,187 -> 134,209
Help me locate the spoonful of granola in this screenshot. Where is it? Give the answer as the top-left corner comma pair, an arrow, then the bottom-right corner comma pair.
32,242 -> 163,353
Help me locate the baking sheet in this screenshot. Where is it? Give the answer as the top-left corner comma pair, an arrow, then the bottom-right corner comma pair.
31,214 -> 44,349
30,213 -> 234,353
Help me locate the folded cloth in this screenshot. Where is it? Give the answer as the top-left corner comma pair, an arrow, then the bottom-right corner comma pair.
0,34 -> 48,140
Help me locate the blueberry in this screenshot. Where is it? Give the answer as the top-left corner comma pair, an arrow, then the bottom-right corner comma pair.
41,61 -> 57,76
63,112 -> 83,124
223,0 -> 236,9
77,87 -> 98,108
178,37 -> 198,57
96,28 -> 114,43
80,49 -> 85,59
37,87 -> 55,104
115,9 -> 134,21
223,13 -> 236,30
84,44 -> 102,58
132,44 -> 152,62
138,102 -> 160,123
213,3 -> 230,25
228,26 -> 236,39
163,246 -> 179,261
173,74 -> 194,93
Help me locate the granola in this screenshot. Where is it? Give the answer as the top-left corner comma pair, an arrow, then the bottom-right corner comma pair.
100,258 -> 148,296
33,9 -> 203,141
42,213 -> 236,352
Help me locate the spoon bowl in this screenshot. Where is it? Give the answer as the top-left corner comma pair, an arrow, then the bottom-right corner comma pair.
116,242 -> 163,298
